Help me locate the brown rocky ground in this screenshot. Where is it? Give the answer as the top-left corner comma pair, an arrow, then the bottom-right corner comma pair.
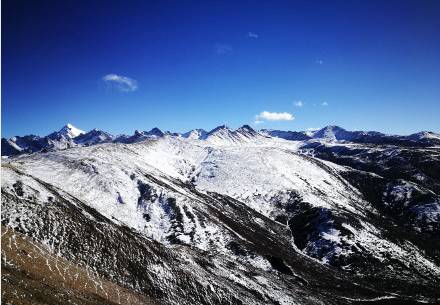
1,226 -> 159,305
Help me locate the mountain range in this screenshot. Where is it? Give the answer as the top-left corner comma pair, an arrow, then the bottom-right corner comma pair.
2,123 -> 440,305
2,123 -> 440,157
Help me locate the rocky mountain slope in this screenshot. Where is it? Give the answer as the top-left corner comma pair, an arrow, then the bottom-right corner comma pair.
2,124 -> 440,304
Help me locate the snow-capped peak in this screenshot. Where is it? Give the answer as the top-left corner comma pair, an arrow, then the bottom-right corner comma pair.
114,127 -> 165,144
147,127 -> 165,138
207,125 -> 230,134
74,129 -> 114,145
312,125 -> 354,141
203,125 -> 263,145
408,131 -> 440,141
182,129 -> 208,140
59,123 -> 85,138
236,125 -> 258,138
236,124 -> 254,132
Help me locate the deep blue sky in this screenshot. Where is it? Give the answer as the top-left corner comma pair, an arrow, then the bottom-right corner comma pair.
2,0 -> 440,137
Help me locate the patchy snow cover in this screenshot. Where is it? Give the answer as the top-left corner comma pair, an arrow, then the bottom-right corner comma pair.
2,135 -> 365,251
3,134 -> 440,268
3,131 -> 440,304
2,166 -> 55,206
341,222 -> 440,276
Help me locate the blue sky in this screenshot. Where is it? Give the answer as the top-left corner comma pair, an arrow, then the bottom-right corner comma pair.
2,0 -> 440,137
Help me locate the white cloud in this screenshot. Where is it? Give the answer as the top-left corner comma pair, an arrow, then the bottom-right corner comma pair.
215,44 -> 232,54
248,32 -> 259,38
307,127 -> 319,131
255,111 -> 294,123
321,101 -> 328,106
294,100 -> 303,107
316,59 -> 324,65
102,74 -> 138,92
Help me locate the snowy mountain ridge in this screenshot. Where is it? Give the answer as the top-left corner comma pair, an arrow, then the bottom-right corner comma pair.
3,123 -> 440,157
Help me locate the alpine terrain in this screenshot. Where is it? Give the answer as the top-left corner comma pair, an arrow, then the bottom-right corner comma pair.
2,124 -> 440,305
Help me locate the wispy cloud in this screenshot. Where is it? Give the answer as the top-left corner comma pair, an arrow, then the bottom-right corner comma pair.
316,59 -> 324,65
255,111 -> 294,123
294,100 -> 304,107
248,32 -> 259,39
102,74 -> 138,92
321,101 -> 329,106
307,127 -> 319,131
215,44 -> 232,55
